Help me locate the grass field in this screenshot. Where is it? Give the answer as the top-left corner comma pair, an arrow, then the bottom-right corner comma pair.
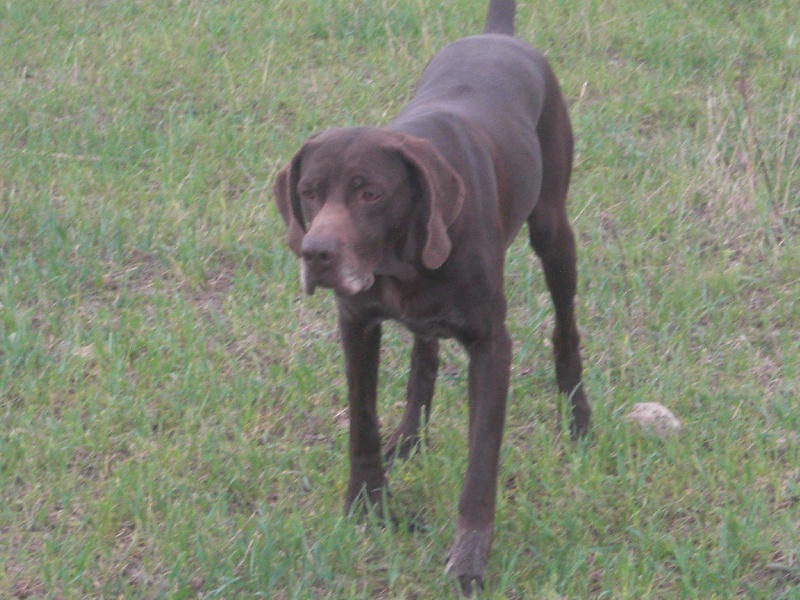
1,0 -> 798,597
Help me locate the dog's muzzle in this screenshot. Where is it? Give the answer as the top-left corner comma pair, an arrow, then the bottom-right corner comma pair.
299,236 -> 375,296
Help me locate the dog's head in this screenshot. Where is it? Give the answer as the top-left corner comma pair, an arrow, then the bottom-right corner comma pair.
273,128 -> 465,296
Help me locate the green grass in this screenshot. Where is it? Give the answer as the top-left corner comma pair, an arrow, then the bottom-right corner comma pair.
1,0 -> 798,597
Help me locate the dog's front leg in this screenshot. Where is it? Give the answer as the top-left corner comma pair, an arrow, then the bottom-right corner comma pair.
338,303 -> 386,514
446,323 -> 512,594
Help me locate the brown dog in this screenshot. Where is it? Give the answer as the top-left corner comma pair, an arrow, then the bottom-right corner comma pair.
273,0 -> 590,592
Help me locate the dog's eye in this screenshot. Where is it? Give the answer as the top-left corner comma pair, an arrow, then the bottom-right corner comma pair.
359,189 -> 380,202
300,190 -> 318,202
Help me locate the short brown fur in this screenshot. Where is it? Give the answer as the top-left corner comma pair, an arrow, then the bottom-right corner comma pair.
273,0 -> 590,592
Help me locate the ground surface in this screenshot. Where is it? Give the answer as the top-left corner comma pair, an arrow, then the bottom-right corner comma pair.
1,1 -> 798,597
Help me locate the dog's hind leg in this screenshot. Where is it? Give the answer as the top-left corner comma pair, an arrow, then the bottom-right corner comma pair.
528,82 -> 591,436
384,336 -> 439,465
529,205 -> 591,435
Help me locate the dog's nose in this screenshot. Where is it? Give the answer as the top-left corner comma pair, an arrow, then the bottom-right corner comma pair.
301,237 -> 339,269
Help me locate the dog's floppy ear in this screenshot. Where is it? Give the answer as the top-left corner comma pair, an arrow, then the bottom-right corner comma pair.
395,135 -> 465,270
273,135 -> 319,256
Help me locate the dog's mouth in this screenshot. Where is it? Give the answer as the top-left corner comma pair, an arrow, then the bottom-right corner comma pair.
300,261 -> 375,296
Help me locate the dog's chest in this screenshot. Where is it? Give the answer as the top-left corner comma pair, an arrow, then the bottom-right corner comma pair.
370,278 -> 473,340
397,312 -> 468,340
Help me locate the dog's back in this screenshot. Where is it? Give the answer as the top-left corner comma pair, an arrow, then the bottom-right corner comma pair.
390,0 -> 569,248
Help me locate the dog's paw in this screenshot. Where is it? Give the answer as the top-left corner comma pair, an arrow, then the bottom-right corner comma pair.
445,526 -> 492,596
448,573 -> 484,597
383,433 -> 421,468
570,414 -> 591,439
344,478 -> 390,523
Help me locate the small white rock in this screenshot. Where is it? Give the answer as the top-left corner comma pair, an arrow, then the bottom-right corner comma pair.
625,402 -> 681,437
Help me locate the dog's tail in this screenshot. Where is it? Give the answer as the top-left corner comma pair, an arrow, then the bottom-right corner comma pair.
483,0 -> 515,35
